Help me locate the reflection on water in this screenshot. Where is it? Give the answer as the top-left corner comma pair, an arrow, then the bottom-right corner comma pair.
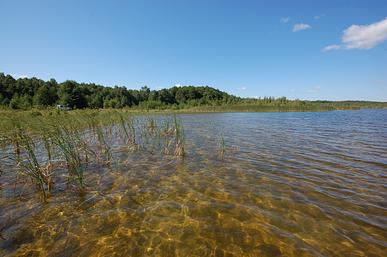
1,109 -> 386,256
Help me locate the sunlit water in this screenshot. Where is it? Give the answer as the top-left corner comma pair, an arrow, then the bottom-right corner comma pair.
1,109 -> 386,256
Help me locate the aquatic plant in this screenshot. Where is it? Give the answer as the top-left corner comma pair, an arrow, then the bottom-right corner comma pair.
0,110 -> 191,201
95,123 -> 112,164
15,128 -> 52,200
50,125 -> 87,189
85,113 -> 112,164
160,118 -> 175,137
146,117 -> 157,135
117,112 -> 130,140
218,133 -> 226,159
173,115 -> 185,157
8,128 -> 22,165
116,111 -> 138,149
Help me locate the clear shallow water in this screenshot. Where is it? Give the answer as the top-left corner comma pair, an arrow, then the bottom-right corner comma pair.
1,109 -> 386,256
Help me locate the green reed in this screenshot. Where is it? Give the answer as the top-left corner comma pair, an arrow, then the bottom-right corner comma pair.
95,123 -> 112,163
51,125 -> 87,189
217,133 -> 226,159
117,112 -> 130,140
173,115 -> 185,157
159,118 -> 175,155
15,128 -> 52,200
86,113 -> 113,163
116,111 -> 137,149
0,110 -> 194,201
146,117 -> 157,135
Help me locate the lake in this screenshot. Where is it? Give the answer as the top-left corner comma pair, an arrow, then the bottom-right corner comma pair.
0,109 -> 386,256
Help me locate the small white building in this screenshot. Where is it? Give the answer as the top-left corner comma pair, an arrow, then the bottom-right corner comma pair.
56,104 -> 71,111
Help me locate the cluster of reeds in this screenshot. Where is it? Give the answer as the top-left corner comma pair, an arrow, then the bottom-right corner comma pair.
85,113 -> 108,162
116,111 -> 137,148
50,125 -> 89,189
217,133 -> 226,159
0,110 -> 188,201
14,128 -> 52,200
0,124 -> 46,199
173,115 -> 185,157
140,115 -> 185,156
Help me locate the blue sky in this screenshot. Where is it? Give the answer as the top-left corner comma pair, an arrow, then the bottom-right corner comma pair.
1,0 -> 386,101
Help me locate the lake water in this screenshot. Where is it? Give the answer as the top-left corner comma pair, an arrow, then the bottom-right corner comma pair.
1,109 -> 386,256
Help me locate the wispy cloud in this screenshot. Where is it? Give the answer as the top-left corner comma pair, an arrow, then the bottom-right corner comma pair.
280,17 -> 290,23
239,86 -> 247,91
322,44 -> 341,52
314,14 -> 325,20
324,17 -> 387,51
293,23 -> 311,32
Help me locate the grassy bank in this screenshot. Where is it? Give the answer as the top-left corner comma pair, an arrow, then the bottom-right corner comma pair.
1,99 -> 386,127
108,99 -> 387,113
150,101 -> 387,113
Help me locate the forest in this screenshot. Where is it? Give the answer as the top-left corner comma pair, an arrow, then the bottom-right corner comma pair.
0,73 -> 240,109
0,73 -> 385,111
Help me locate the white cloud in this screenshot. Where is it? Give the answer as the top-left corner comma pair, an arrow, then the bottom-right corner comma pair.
293,23 -> 311,32
175,83 -> 182,87
322,44 -> 341,52
324,17 -> 387,51
343,17 -> 387,49
239,86 -> 247,91
280,17 -> 290,23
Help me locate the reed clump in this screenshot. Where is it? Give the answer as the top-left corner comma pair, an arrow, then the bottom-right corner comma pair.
173,115 -> 185,157
51,126 -> 87,189
218,133 -> 226,159
14,127 -> 53,200
0,110 -> 191,201
116,111 -> 138,150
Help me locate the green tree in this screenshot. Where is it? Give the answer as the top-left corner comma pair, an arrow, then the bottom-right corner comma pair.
33,86 -> 51,106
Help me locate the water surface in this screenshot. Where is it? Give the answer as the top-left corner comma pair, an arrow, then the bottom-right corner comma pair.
1,109 -> 386,256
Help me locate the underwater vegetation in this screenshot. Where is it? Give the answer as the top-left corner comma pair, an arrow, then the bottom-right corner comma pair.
0,109 -> 386,256
0,110 -> 209,201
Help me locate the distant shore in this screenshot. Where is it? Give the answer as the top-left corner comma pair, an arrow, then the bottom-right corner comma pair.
0,103 -> 386,121
1,73 -> 386,111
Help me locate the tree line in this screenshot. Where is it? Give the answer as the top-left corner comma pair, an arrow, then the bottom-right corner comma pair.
0,73 -> 241,109
2,73 -> 384,110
